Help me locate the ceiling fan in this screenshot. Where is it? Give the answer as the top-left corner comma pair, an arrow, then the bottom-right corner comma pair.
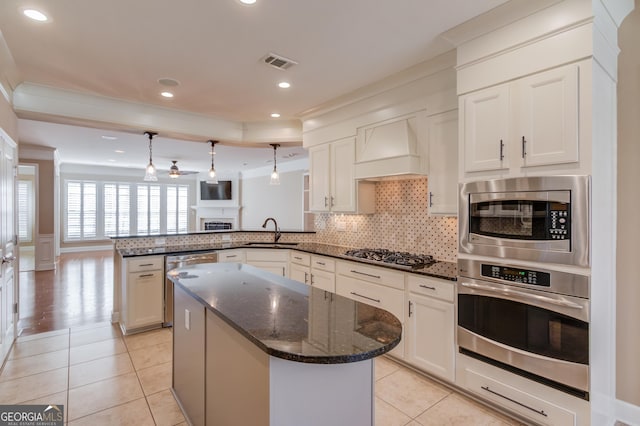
166,160 -> 199,178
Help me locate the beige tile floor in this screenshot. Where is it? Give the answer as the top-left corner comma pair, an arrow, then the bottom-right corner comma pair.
0,322 -> 521,425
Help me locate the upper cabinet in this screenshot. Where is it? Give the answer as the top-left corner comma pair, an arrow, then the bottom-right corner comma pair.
427,110 -> 458,216
309,137 -> 375,214
460,63 -> 580,179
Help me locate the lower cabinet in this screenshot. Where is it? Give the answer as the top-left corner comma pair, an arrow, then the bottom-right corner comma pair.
406,275 -> 455,382
120,256 -> 164,335
245,249 -> 289,277
290,251 -> 311,285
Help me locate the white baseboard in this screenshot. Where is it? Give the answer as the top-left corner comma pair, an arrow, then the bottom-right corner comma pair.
616,398 -> 640,426
60,245 -> 114,253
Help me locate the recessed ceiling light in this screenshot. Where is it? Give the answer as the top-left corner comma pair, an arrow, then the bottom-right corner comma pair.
158,78 -> 180,87
161,91 -> 174,98
114,150 -> 125,154
278,82 -> 291,89
23,9 -> 48,22
271,113 -> 281,118
239,0 -> 257,5
101,135 -> 117,140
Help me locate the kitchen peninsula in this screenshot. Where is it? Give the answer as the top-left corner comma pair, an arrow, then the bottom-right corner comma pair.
169,262 -> 402,426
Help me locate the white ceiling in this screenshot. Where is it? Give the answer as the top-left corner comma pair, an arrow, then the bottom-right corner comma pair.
0,0 -> 508,173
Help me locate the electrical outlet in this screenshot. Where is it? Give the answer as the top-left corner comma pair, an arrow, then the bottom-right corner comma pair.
154,238 -> 166,246
222,234 -> 231,242
352,222 -> 358,233
336,220 -> 346,231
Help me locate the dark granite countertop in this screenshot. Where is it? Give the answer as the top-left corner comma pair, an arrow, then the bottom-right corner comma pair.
110,230 -> 314,240
119,242 -> 457,281
170,263 -> 402,364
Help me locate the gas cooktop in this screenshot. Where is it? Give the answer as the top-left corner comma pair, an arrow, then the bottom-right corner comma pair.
344,248 -> 436,270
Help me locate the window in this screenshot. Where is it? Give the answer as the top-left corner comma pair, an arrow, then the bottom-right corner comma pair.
104,183 -> 130,237
18,180 -> 34,243
137,184 -> 161,235
66,181 -> 97,240
63,180 -> 191,241
167,185 -> 189,234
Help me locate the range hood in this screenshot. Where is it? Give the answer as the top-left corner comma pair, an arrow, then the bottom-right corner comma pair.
354,116 -> 427,180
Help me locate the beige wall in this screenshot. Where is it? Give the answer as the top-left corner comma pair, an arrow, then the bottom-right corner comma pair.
18,159 -> 55,235
616,1 -> 640,407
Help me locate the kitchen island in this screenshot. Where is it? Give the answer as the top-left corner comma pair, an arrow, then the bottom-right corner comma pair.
169,262 -> 402,426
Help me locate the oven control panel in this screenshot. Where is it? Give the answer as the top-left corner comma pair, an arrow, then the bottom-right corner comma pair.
481,264 -> 551,286
548,204 -> 570,240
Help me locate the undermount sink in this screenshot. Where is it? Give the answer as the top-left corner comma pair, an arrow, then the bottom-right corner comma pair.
244,242 -> 299,247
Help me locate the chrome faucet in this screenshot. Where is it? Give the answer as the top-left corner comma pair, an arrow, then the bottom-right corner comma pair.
262,217 -> 282,243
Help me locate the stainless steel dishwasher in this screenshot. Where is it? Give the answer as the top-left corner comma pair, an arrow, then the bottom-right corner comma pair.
164,251 -> 218,327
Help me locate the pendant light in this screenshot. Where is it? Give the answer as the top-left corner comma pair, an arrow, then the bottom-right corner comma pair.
207,140 -> 219,184
144,131 -> 158,181
270,143 -> 280,185
169,161 -> 180,179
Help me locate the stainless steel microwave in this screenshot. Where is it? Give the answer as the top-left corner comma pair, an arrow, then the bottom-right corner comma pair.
459,176 -> 590,267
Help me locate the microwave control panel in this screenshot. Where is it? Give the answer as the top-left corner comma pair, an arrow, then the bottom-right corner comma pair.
548,203 -> 570,240
481,264 -> 551,287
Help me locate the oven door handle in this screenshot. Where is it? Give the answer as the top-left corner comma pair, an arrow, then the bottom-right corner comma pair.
460,282 -> 584,310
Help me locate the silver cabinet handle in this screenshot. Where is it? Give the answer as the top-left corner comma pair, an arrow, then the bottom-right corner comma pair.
138,273 -> 155,278
428,192 -> 433,208
350,292 -> 380,303
140,263 -> 154,267
499,139 -> 504,161
304,272 -> 308,284
408,300 -> 413,317
324,196 -> 328,207
330,196 -> 335,207
419,284 -> 436,291
282,267 -> 285,276
316,261 -> 326,266
461,282 -> 583,309
521,136 -> 527,158
294,256 -> 302,260
226,255 -> 237,258
480,386 -> 547,417
350,270 -> 381,279
310,274 -> 314,285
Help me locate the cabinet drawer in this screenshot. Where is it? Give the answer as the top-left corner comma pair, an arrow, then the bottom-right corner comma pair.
336,260 -> 404,290
218,250 -> 245,263
245,249 -> 289,262
461,367 -> 575,426
290,251 -> 311,266
335,275 -> 404,321
407,275 -> 454,302
311,255 -> 335,272
128,256 -> 163,272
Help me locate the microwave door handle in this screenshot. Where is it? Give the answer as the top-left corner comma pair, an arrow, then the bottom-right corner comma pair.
460,282 -> 584,310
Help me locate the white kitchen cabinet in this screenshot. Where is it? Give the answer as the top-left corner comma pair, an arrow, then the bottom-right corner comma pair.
290,251 -> 311,285
427,109 -> 458,216
120,256 -> 164,334
335,260 -> 405,358
308,137 -> 375,214
246,249 -> 289,277
460,63 -> 580,178
217,249 -> 245,263
310,255 -> 336,293
406,275 -> 455,382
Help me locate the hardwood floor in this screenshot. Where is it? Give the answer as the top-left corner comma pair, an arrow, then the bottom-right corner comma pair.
18,250 -> 114,337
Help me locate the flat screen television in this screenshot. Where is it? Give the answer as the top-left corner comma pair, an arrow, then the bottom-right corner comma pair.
200,180 -> 232,200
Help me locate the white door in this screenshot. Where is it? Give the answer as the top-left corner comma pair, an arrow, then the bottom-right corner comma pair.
514,64 -> 580,168
462,84 -> 509,173
0,131 -> 17,361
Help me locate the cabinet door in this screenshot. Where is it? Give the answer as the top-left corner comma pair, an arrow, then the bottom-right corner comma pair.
290,263 -> 310,285
330,138 -> 356,212
462,84 -> 509,172
126,270 -> 163,329
514,64 -> 579,168
407,293 -> 454,381
427,110 -> 458,215
309,144 -> 331,212
310,269 -> 335,293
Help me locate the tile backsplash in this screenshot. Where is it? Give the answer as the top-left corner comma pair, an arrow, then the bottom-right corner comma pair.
313,178 -> 458,262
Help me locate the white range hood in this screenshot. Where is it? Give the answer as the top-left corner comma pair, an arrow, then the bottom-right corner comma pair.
354,115 -> 427,180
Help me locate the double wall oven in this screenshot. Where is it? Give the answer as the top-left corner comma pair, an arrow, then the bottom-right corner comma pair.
458,175 -> 590,399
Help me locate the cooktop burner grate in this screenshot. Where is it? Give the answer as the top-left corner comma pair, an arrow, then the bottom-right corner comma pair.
344,248 -> 436,270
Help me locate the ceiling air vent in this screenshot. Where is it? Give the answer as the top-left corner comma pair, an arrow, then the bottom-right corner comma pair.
262,53 -> 298,70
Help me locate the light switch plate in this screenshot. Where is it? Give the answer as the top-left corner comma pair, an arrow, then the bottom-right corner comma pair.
336,220 -> 346,231
154,238 -> 166,246
222,234 -> 231,242
185,309 -> 191,330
